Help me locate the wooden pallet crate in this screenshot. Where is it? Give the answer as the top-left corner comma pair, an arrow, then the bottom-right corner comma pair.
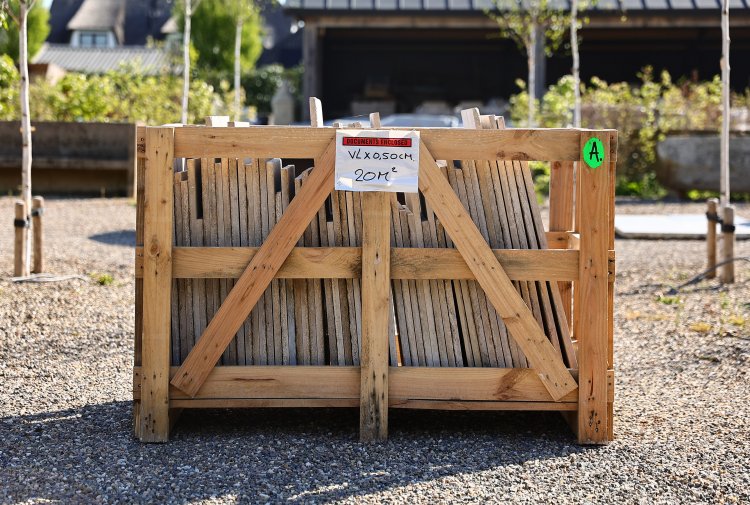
133,124 -> 617,444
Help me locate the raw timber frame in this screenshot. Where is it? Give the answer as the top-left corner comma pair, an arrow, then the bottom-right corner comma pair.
133,124 -> 617,444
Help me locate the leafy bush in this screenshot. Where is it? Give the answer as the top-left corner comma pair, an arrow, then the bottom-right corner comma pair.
510,68 -> 750,198
242,64 -> 303,117
0,61 -> 220,124
0,54 -> 19,119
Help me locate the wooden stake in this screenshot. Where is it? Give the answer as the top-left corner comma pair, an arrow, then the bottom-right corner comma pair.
139,127 -> 175,442
706,198 -> 719,279
14,201 -> 27,277
31,196 -> 44,274
721,205 -> 735,284
359,191 -> 391,442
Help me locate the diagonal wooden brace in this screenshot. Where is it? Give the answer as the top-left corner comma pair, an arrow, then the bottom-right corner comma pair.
171,140 -> 338,397
417,143 -> 577,401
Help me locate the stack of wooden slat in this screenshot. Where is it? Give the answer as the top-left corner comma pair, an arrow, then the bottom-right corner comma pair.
168,116 -> 575,369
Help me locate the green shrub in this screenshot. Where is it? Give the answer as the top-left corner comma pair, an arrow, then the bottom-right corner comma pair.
510,68 -> 750,198
242,64 -> 303,117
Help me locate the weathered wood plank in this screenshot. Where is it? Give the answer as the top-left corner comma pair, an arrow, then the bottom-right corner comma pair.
172,127 -> 583,161
359,192 -> 391,442
577,131 -> 611,444
138,127 -> 174,442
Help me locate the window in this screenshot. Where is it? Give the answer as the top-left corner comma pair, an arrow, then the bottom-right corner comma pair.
78,31 -> 110,48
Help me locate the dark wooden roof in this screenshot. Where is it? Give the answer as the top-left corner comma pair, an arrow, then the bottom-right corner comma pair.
285,0 -> 750,11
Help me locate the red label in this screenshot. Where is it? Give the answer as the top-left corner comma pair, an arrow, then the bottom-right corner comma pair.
342,137 -> 412,148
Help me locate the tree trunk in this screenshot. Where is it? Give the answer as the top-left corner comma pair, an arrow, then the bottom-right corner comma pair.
19,0 -> 32,276
234,18 -> 242,121
721,0 -> 730,206
181,0 -> 192,125
527,22 -> 537,127
571,0 -> 581,128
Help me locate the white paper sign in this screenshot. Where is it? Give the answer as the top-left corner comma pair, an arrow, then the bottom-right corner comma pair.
334,129 -> 420,193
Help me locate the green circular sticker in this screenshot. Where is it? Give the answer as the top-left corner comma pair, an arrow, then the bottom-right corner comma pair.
583,137 -> 605,169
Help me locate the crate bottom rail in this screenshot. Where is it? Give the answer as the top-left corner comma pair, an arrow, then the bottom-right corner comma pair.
134,365 -> 615,408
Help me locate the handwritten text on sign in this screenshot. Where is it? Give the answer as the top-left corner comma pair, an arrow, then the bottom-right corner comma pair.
335,130 -> 420,193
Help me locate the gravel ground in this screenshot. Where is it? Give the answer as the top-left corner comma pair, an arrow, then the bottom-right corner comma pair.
1,197 -> 749,504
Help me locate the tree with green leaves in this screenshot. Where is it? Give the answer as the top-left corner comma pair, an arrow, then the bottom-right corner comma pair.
487,0 -> 569,127
176,0 -> 261,75
1,0 -> 47,276
0,0 -> 47,64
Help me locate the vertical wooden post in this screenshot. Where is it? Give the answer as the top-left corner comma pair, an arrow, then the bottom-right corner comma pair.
721,205 -> 735,284
577,131 -> 610,444
32,196 -> 44,274
549,160 -> 575,327
359,191 -> 391,442
138,127 -> 175,442
14,201 -> 28,277
706,198 -> 719,279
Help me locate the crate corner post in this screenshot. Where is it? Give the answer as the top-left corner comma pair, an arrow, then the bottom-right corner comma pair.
576,130 -> 612,445
138,126 -> 176,443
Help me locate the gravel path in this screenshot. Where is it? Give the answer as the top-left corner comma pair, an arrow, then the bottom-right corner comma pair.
1,197 -> 748,504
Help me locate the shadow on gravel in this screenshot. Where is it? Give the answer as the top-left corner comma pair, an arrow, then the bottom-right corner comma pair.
89,230 -> 136,247
1,402 -> 589,503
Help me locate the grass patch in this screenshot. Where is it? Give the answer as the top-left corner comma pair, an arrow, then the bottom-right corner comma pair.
656,295 -> 681,305
92,273 -> 115,286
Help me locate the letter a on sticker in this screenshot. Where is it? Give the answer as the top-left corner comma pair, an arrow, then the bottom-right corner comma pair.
583,137 -> 605,169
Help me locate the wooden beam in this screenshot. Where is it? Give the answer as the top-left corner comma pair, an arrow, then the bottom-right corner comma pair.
138,127 -> 174,443
417,143 -> 577,401
390,400 -> 577,411
576,131 -> 611,444
169,127 -> 583,162
136,366 -> 615,404
170,140 -> 337,397
359,192 -> 391,442
135,246 -> 580,282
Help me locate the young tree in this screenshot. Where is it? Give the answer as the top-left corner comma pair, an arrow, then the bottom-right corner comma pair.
0,0 -> 47,64
185,0 -> 261,75
2,0 -> 45,276
571,0 -> 581,127
720,0 -> 730,207
179,0 -> 201,124
226,0 -> 257,121
487,0 -> 568,127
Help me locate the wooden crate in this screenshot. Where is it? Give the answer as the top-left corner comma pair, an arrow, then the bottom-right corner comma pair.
133,125 -> 617,444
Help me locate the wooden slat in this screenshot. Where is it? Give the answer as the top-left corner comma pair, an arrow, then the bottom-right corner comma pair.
187,160 -> 207,361
171,126 -> 583,161
171,399 -> 358,408
359,192 -> 391,442
170,140 -> 337,397
418,143 -> 577,401
136,366 -> 601,404
167,398 -> 576,410
577,131 -> 611,444
549,160 -> 575,327
138,127 -> 174,442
